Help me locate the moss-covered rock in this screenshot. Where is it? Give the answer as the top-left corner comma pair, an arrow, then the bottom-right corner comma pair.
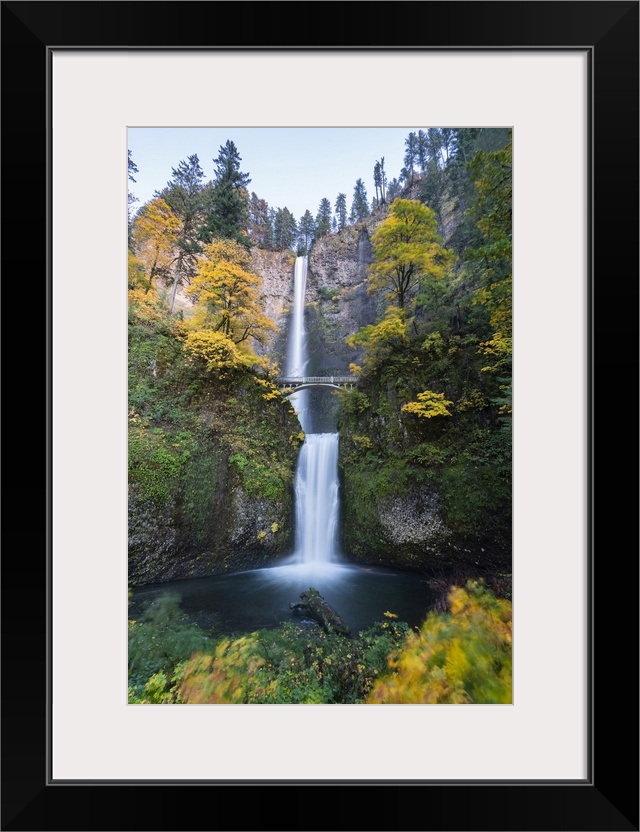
128,400 -> 300,585
128,308 -> 302,586
336,345 -> 511,573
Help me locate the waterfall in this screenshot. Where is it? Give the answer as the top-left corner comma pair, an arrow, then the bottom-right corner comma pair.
286,256 -> 308,379
285,256 -> 309,432
294,433 -> 340,564
287,255 -> 340,566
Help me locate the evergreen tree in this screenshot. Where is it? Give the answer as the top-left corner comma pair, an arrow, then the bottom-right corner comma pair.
267,207 -> 277,250
162,154 -> 205,219
373,158 -> 387,205
128,149 -> 139,211
202,140 -> 251,246
419,160 -> 446,230
128,150 -> 140,246
415,129 -> 461,232
466,134 -> 512,411
248,192 -> 272,249
373,161 -> 382,205
386,178 -> 402,203
451,128 -> 482,165
416,130 -> 429,173
440,128 -> 455,165
419,130 -> 448,229
128,149 -> 139,183
403,132 -> 418,185
425,128 -> 455,169
379,157 -> 387,204
445,128 -> 510,255
298,209 -> 316,254
273,207 -> 298,250
335,193 -> 348,229
159,154 -> 205,314
350,178 -> 370,222
315,197 -> 332,238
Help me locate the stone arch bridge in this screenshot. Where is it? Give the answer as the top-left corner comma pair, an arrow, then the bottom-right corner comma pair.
275,375 -> 358,395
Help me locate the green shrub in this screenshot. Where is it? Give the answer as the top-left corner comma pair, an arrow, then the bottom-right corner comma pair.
128,421 -> 192,505
128,593 -> 213,695
132,615 -> 412,705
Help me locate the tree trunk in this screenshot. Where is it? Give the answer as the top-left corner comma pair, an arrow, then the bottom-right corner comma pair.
168,275 -> 179,315
290,589 -> 350,636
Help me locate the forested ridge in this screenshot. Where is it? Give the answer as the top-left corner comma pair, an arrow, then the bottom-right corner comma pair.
128,127 -> 513,704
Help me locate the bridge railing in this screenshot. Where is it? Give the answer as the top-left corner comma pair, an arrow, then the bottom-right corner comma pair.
276,376 -> 358,385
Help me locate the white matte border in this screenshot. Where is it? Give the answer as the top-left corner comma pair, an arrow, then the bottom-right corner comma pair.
52,50 -> 587,781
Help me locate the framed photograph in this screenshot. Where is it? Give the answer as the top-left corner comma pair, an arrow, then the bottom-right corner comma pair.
3,1 -> 637,830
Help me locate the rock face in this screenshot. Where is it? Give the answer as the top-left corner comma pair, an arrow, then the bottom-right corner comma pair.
339,463 -> 458,570
128,460 -> 294,586
229,487 -> 288,553
150,247 -> 296,366
251,222 -> 382,376
305,221 -> 381,374
340,469 -> 510,572
156,230 -> 380,375
128,485 -> 181,580
377,488 -> 449,546
128,385 -> 301,587
250,247 -> 297,365
263,220 -> 383,432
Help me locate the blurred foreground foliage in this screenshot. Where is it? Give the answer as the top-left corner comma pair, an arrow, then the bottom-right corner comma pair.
129,581 -> 511,704
369,580 -> 512,703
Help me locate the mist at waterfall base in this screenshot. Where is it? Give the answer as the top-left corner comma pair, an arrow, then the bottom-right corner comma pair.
131,257 -> 435,635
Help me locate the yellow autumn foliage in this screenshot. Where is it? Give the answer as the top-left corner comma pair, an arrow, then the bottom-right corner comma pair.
368,199 -> 456,311
178,637 -> 266,704
183,330 -> 253,373
401,390 -> 453,419
128,252 -> 164,318
368,581 -> 512,704
131,197 -> 180,287
181,239 -> 279,374
253,376 -> 285,401
186,239 -> 276,348
348,305 -> 407,351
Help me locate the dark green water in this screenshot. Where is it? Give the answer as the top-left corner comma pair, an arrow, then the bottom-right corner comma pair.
130,560 -> 435,636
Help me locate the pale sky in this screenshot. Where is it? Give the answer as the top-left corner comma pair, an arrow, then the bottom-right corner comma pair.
127,127 -> 442,222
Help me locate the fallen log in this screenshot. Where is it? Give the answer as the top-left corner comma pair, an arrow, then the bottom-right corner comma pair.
289,587 -> 351,636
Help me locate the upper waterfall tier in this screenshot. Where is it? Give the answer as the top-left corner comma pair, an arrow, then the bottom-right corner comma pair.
285,255 -> 308,378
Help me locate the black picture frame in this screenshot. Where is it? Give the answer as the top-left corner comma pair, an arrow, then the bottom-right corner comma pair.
2,2 -> 638,830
